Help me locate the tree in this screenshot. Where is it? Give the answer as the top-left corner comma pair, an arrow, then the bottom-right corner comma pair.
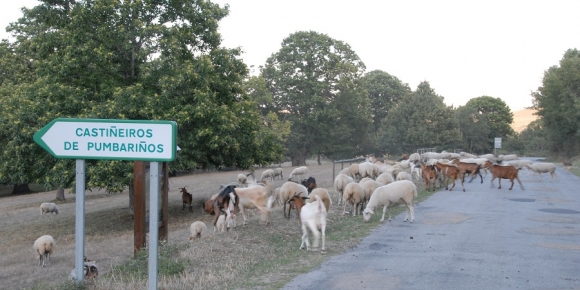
532,49 -> 580,157
0,0 -> 280,199
455,105 -> 490,154
261,31 -> 371,165
519,119 -> 549,156
379,81 -> 461,155
362,70 -> 411,136
464,96 -> 515,152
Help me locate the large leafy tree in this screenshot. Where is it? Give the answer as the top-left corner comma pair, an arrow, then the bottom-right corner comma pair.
362,70 -> 410,154
261,31 -> 371,165
532,49 -> 580,157
379,81 -> 461,155
464,96 -> 515,152
455,105 -> 490,154
519,119 -> 549,155
0,0 -> 279,196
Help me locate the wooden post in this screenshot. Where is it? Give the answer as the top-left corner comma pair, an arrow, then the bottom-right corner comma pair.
134,161 -> 146,257
159,162 -> 169,242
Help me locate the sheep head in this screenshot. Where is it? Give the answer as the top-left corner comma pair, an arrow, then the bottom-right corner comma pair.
362,208 -> 374,222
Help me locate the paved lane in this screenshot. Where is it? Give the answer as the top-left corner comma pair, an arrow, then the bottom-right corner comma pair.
283,163 -> 580,290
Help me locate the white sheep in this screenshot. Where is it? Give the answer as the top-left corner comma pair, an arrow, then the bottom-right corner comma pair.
460,152 -> 478,158
348,163 -> 360,180
40,203 -> 59,215
308,188 -> 332,212
343,182 -> 364,216
362,180 -> 383,209
288,166 -> 308,182
505,159 -> 533,170
334,173 -> 354,205
273,168 -> 283,179
279,181 -> 309,219
237,173 -> 248,187
524,163 -> 557,181
357,162 -> 374,180
33,235 -> 55,267
396,171 -> 413,181
376,172 -> 394,185
189,221 -> 207,240
499,154 -> 519,161
362,180 -> 418,223
408,153 -> 421,163
260,169 -> 275,182
69,259 -> 99,280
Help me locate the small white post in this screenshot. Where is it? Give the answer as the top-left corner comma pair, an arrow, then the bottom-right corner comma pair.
75,159 -> 85,284
148,162 -> 159,290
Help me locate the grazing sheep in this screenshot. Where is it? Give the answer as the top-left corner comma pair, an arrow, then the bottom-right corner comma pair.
33,235 -> 55,267
237,174 -> 248,187
40,203 -> 59,215
490,165 -> 524,190
362,180 -> 418,223
308,188 -> 332,212
396,171 -> 413,182
362,180 -> 383,210
348,163 -> 361,181
357,162 -> 374,180
260,169 -> 275,182
498,154 -> 519,161
358,177 -> 373,187
408,153 -> 421,163
180,187 -> 193,212
273,168 -> 284,180
279,181 -> 308,219
376,172 -> 394,185
189,221 -> 207,240
288,194 -> 327,253
524,163 -> 557,181
460,152 -> 478,159
338,167 -> 351,177
334,173 -> 354,206
343,182 -> 364,216
288,166 -> 309,182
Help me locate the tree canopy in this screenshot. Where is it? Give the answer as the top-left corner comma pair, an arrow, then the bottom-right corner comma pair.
379,81 -> 461,155
0,0 -> 281,192
455,105 -> 490,154
532,49 -> 580,157
261,31 -> 371,164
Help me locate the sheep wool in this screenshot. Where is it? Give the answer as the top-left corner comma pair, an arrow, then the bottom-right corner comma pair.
40,203 -> 59,215
33,235 -> 55,267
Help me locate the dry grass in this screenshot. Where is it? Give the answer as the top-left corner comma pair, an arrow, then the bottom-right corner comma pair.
1,161 -> 433,290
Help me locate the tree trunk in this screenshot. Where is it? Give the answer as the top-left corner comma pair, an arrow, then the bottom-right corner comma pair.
317,153 -> 321,165
55,187 -> 66,201
128,184 -> 135,216
291,148 -> 307,166
11,183 -> 32,194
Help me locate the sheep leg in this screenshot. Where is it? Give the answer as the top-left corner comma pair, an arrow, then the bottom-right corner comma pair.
550,172 -> 554,182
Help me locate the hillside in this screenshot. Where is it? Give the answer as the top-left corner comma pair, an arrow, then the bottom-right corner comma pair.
511,108 -> 538,133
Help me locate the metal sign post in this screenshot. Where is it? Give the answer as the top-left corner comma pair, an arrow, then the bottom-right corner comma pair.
34,118 -> 176,287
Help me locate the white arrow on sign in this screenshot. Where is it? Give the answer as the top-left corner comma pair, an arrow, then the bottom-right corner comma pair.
34,118 -> 177,161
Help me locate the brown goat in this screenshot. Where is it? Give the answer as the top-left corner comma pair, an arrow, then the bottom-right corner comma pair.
420,164 -> 437,191
452,159 -> 483,183
434,162 -> 465,192
212,184 -> 240,227
201,193 -> 219,215
287,193 -> 309,222
490,165 -> 525,190
180,187 -> 193,212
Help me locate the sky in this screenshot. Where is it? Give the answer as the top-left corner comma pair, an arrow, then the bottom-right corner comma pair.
3,1 -> 580,111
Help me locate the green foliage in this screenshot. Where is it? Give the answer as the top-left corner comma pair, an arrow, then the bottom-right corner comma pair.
261,31 -> 371,164
464,96 -> 515,152
379,81 -> 461,155
362,70 -> 411,154
532,48 -> 580,157
0,0 -> 282,190
455,105 -> 490,154
519,119 -> 550,156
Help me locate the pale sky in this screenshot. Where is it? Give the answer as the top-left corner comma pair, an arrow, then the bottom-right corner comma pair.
3,0 -> 580,111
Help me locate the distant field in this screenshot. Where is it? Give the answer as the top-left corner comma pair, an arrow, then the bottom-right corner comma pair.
511,108 -> 538,133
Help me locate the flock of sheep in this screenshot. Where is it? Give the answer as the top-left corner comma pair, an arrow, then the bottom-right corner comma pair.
30,152 -> 557,280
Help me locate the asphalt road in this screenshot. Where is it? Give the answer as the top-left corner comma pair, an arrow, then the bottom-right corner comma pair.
283,162 -> 580,290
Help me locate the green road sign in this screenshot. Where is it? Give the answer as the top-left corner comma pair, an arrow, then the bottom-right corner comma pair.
34,118 -> 177,161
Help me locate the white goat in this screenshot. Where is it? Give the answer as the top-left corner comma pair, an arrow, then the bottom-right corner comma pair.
524,163 -> 557,181
362,180 -> 418,223
298,195 -> 327,253
288,166 -> 308,182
